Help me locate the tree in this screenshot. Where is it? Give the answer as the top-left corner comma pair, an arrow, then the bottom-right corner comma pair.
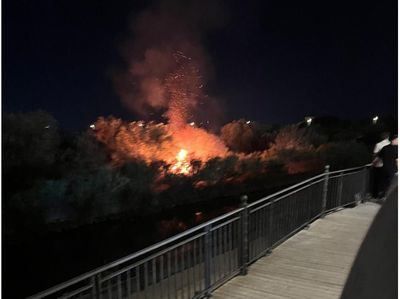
220,119 -> 270,153
3,111 -> 60,193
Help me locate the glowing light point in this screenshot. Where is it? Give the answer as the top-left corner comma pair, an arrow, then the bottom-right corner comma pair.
189,122 -> 195,127
177,149 -> 188,161
372,116 -> 379,124
305,116 -> 313,126
89,124 -> 96,130
246,120 -> 251,124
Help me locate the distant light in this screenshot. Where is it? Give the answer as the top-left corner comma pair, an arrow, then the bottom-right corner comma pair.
44,125 -> 50,129
189,122 -> 195,127
138,121 -> 144,127
89,124 -> 95,130
372,116 -> 379,124
305,116 -> 313,126
195,212 -> 202,216
246,120 -> 251,124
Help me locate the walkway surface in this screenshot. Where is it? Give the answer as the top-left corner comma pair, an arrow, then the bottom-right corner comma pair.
212,202 -> 380,299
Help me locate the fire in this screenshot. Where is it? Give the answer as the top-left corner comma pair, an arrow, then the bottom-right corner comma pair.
171,149 -> 191,174
92,116 -> 228,175
177,148 -> 188,161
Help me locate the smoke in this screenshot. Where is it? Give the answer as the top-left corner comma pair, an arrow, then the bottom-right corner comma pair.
114,0 -> 227,127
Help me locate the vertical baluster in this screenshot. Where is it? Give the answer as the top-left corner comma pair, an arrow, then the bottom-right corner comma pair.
222,225 -> 227,278
261,207 -> 266,253
144,262 -> 148,299
212,229 -> 217,283
160,255 -> 164,299
107,279 -> 112,299
117,274 -> 122,299
192,239 -> 197,294
218,227 -> 223,280
254,210 -> 258,258
186,244 -> 191,299
198,236 -> 204,290
227,223 -> 232,274
268,200 -> 274,250
240,195 -> 249,275
126,269 -> 131,298
180,246 -> 185,299
233,220 -> 238,270
174,249 -> 179,299
167,251 -> 171,299
135,267 -> 141,299
152,258 -> 157,299
203,225 -> 212,297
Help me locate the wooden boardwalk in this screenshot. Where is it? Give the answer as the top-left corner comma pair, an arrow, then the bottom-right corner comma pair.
212,202 -> 380,299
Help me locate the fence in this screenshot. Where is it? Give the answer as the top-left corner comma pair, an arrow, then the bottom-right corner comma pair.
28,164 -> 371,299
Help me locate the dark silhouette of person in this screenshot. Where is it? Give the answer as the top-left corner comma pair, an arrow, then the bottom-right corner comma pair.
377,134 -> 398,196
372,132 -> 391,198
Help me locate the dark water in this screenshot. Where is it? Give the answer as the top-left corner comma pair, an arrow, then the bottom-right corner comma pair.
4,174 -> 312,298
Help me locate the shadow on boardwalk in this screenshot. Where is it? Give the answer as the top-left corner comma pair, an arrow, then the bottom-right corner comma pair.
341,185 -> 397,299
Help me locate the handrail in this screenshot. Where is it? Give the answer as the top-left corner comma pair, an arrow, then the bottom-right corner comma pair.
28,163 -> 371,299
328,164 -> 371,176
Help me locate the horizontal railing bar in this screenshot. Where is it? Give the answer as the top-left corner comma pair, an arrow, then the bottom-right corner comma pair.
249,201 -> 273,214
27,279 -> 93,299
330,170 -> 363,179
101,232 -> 206,282
329,164 -> 371,176
59,284 -> 93,299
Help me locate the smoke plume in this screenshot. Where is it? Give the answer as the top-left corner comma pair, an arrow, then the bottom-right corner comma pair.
114,0 -> 227,127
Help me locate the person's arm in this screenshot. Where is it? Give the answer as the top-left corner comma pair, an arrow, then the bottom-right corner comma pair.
373,143 -> 380,154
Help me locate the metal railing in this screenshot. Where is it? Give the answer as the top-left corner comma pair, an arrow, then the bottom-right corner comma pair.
28,164 -> 371,299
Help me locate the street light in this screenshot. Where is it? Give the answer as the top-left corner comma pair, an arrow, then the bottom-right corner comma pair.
304,116 -> 313,126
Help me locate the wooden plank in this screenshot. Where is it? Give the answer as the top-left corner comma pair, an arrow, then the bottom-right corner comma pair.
212,203 -> 380,299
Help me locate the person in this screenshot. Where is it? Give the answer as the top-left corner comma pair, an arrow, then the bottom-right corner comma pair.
372,132 -> 390,198
377,134 -> 398,197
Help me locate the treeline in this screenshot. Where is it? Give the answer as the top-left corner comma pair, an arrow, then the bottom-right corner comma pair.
3,111 -> 393,235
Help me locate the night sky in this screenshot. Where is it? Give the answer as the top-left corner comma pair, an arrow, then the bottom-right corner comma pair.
4,0 -> 397,130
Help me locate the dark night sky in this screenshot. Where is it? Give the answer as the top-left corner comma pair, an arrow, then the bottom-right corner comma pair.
3,0 -> 397,130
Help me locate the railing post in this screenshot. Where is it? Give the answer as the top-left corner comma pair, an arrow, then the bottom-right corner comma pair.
321,165 -> 330,217
203,224 -> 212,298
240,195 -> 249,275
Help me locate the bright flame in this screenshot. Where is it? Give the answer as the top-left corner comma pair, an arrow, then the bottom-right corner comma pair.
177,149 -> 188,161
171,149 -> 191,174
